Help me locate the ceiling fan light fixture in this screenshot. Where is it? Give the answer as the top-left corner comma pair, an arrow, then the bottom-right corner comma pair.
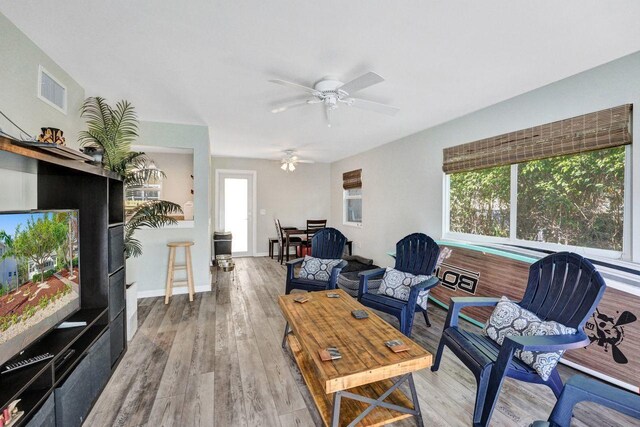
281,162 -> 288,171
289,163 -> 295,172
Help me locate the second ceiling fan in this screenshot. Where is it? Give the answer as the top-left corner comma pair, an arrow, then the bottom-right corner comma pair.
269,71 -> 399,127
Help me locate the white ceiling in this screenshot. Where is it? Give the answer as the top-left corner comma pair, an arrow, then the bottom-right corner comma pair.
2,1 -> 640,162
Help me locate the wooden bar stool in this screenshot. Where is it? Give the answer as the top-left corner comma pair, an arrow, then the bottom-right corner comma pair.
165,241 -> 195,304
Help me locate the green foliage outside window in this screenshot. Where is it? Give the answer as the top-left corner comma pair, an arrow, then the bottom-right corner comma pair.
517,147 -> 624,250
449,165 -> 510,237
448,146 -> 625,251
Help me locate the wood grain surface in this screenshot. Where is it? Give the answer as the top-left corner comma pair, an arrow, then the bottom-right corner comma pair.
279,289 -> 432,394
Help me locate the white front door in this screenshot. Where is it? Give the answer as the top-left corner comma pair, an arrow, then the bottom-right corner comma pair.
217,170 -> 255,257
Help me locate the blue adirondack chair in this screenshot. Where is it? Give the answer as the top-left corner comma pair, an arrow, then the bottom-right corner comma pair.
357,233 -> 440,337
431,252 -> 607,427
531,375 -> 640,427
285,227 -> 347,294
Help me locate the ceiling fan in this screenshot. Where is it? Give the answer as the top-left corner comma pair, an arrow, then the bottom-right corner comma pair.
280,149 -> 313,172
269,71 -> 399,127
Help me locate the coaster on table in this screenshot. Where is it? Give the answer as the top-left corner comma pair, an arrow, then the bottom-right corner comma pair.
385,339 -> 410,353
293,295 -> 309,304
318,347 -> 342,361
351,309 -> 369,319
326,293 -> 340,298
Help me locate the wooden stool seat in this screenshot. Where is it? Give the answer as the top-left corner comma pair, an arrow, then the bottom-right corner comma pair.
167,242 -> 194,248
165,241 -> 195,304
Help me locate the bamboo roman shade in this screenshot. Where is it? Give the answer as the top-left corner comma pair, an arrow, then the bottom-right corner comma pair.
442,104 -> 632,174
343,169 -> 362,189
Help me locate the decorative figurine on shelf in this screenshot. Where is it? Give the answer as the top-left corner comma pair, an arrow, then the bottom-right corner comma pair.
0,399 -> 23,427
37,127 -> 65,145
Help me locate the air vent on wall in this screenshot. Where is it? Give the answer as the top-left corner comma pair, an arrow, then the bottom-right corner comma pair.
38,65 -> 67,114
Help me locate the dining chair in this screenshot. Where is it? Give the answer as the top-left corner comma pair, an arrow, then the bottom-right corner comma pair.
357,233 -> 440,337
297,219 -> 327,257
305,219 -> 327,242
431,252 -> 606,427
275,219 -> 301,265
285,227 -> 347,294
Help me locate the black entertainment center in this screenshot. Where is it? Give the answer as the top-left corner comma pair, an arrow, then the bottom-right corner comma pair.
0,135 -> 126,427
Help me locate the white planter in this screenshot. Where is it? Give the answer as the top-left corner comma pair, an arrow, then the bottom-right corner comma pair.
125,282 -> 138,341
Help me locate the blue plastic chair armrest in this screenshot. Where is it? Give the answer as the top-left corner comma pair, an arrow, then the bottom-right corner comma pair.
286,257 -> 304,280
546,375 -> 640,426
504,332 -> 590,352
357,267 -> 386,299
359,268 -> 386,278
328,260 -> 348,290
408,276 -> 440,304
445,296 -> 501,328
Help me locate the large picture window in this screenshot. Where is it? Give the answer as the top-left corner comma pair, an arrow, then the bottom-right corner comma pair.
444,105 -> 631,256
448,148 -> 625,251
516,147 -> 625,250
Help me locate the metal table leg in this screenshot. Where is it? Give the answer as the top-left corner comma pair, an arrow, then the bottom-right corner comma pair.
408,373 -> 424,427
331,391 -> 342,427
281,322 -> 290,348
328,373 -> 424,427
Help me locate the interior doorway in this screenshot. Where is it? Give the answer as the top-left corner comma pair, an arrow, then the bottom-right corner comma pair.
215,170 -> 256,257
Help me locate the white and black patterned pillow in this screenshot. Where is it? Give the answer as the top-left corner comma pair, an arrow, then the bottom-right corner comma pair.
377,267 -> 431,310
297,256 -> 342,282
484,297 -> 576,381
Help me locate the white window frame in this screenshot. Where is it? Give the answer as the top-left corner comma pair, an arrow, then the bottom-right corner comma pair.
343,188 -> 362,227
443,145 -> 631,260
37,65 -> 67,114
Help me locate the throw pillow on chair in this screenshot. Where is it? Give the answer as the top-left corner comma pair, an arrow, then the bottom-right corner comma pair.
484,296 -> 576,380
377,267 -> 432,310
297,255 -> 343,282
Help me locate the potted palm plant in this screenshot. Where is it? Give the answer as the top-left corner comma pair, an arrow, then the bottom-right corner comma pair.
79,96 -> 182,258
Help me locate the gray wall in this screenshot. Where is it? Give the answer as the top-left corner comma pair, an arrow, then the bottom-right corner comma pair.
331,51 -> 640,265
0,12 -> 85,148
212,157 -> 331,255
126,122 -> 211,297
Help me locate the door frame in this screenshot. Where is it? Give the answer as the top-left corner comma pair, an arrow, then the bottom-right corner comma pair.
214,169 -> 257,257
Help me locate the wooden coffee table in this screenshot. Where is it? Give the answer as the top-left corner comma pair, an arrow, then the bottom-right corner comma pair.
279,289 -> 432,427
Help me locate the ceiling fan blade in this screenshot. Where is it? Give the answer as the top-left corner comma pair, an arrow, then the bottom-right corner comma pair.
269,79 -> 319,95
349,97 -> 400,116
271,100 -> 312,114
339,72 -> 384,95
297,160 -> 315,164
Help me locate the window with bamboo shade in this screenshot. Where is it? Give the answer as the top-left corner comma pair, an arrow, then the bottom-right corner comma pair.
445,105 -> 631,254
343,169 -> 362,226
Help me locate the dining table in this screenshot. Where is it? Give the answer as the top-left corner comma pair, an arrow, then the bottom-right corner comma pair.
283,228 -> 353,261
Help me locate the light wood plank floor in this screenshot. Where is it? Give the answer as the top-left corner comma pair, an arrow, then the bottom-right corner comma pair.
86,257 -> 638,426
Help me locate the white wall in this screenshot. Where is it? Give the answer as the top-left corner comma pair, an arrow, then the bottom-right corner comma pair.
127,121 -> 211,297
211,157 -> 331,255
331,51 -> 640,266
0,12 -> 85,148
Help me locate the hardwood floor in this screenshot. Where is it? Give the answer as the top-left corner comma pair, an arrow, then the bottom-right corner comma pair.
86,257 -> 638,426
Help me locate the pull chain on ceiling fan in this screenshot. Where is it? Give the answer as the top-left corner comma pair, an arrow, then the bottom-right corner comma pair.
269,71 -> 399,127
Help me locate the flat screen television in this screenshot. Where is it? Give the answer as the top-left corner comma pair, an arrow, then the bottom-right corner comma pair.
0,210 -> 80,366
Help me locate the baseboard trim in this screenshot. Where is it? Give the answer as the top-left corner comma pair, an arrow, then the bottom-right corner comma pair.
137,284 -> 210,299
254,252 -> 269,257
